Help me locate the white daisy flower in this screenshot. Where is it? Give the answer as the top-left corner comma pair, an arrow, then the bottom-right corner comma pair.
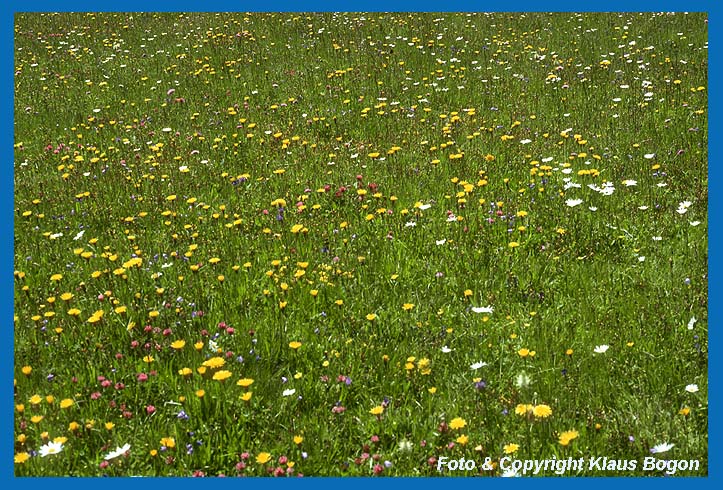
650,442 -> 674,454
39,441 -> 64,457
594,345 -> 610,354
685,384 -> 699,393
282,388 -> 296,397
565,199 -> 583,207
470,361 -> 488,370
104,443 -> 131,460
471,306 -> 494,314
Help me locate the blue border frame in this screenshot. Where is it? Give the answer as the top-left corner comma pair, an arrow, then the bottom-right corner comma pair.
4,1 -> 716,488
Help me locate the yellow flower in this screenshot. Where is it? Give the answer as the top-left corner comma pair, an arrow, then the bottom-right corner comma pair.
171,340 -> 186,350
16,404 -> 24,413
21,365 -> 32,375
68,421 -> 79,432
105,422 -> 115,430
178,368 -> 192,377
196,389 -> 205,398
212,370 -> 232,381
366,313 -> 377,321
293,435 -> 303,445
508,241 -> 520,248
456,434 -> 469,445
240,392 -> 253,401
290,224 -> 304,234
202,357 -> 225,369
532,404 -> 553,418
679,407 -> 691,416
402,303 -> 414,311
160,437 -> 176,448
256,452 -> 272,464
369,406 -> 384,415
417,358 -> 431,375
31,415 -> 44,424
449,417 -> 467,430
237,378 -> 254,388
288,341 -> 302,350
503,443 -> 519,454
463,289 -> 473,297
515,404 -> 533,416
29,394 -> 42,405
518,348 -> 530,357
60,292 -> 74,301
50,273 -> 63,281
14,452 -> 30,464
558,430 -> 579,446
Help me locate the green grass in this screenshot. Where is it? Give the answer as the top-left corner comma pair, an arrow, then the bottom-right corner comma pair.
13,12 -> 707,476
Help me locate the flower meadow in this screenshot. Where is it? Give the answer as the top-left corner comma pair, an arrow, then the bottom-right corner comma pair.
13,12 -> 707,476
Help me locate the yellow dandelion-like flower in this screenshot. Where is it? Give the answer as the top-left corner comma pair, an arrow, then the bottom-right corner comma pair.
171,340 -> 186,350
14,452 -> 30,464
240,392 -> 253,401
21,365 -> 32,376
402,303 -> 414,311
256,452 -> 272,464
558,430 -> 579,446
369,406 -> 384,415
289,341 -> 302,350
294,435 -> 303,445
449,417 -> 467,430
515,404 -> 533,416
160,437 -> 175,448
456,434 -> 469,445
59,398 -> 74,409
533,404 -> 553,418
212,370 -> 232,381
178,368 -> 192,377
237,378 -> 254,388
503,443 -> 520,454
202,357 -> 225,369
